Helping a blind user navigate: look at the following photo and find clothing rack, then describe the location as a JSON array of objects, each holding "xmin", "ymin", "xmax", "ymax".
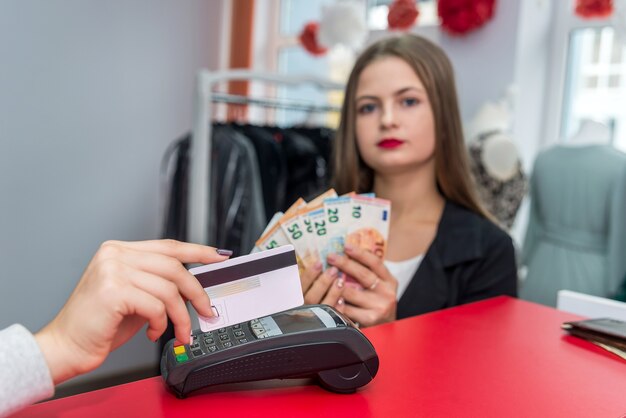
[
  {"xmin": 210, "ymin": 92, "xmax": 342, "ymax": 114},
  {"xmin": 189, "ymin": 69, "xmax": 344, "ymax": 246}
]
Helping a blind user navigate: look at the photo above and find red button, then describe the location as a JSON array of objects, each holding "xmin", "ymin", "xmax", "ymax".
[{"xmin": 173, "ymin": 340, "xmax": 183, "ymax": 348}]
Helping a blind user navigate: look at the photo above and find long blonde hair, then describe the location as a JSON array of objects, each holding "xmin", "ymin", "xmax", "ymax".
[{"xmin": 332, "ymin": 34, "xmax": 492, "ymax": 220}]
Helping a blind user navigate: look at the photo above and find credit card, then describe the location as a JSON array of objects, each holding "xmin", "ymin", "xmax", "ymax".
[{"xmin": 189, "ymin": 245, "xmax": 304, "ymax": 332}]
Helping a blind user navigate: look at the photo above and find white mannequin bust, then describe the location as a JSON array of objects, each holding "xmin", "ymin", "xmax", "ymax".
[
  {"xmin": 467, "ymin": 98, "xmax": 520, "ymax": 182},
  {"xmin": 481, "ymin": 132, "xmax": 520, "ymax": 181},
  {"xmin": 567, "ymin": 119, "xmax": 611, "ymax": 146}
]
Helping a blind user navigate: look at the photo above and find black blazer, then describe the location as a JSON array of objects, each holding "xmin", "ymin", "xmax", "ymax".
[{"xmin": 396, "ymin": 201, "xmax": 518, "ymax": 319}]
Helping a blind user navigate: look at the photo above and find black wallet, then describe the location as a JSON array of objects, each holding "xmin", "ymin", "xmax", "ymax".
[{"xmin": 562, "ymin": 318, "xmax": 626, "ymax": 351}]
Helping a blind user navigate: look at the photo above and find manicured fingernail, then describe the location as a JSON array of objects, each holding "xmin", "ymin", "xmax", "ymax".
[
  {"xmin": 344, "ymin": 244, "xmax": 354, "ymax": 252},
  {"xmin": 328, "ymin": 267, "xmax": 338, "ymax": 278},
  {"xmin": 337, "ymin": 297, "xmax": 344, "ymax": 306},
  {"xmin": 207, "ymin": 305, "xmax": 219, "ymax": 317},
  {"xmin": 327, "ymin": 253, "xmax": 337, "ymax": 262},
  {"xmin": 216, "ymin": 248, "xmax": 233, "ymax": 256},
  {"xmin": 336, "ymin": 278, "xmax": 344, "ymax": 288}
]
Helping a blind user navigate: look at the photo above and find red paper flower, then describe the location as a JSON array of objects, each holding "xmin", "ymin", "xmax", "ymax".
[
  {"xmin": 575, "ymin": 0, "xmax": 613, "ymax": 19},
  {"xmin": 299, "ymin": 22, "xmax": 328, "ymax": 56},
  {"xmin": 438, "ymin": 0, "xmax": 496, "ymax": 35},
  {"xmin": 388, "ymin": 0, "xmax": 420, "ymax": 31}
]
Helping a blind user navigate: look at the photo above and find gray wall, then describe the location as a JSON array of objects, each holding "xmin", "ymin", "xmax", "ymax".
[{"xmin": 0, "ymin": 0, "xmax": 223, "ymax": 382}]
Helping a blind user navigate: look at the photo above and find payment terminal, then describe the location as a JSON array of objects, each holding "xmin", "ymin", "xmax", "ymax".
[{"xmin": 161, "ymin": 305, "xmax": 379, "ymax": 398}]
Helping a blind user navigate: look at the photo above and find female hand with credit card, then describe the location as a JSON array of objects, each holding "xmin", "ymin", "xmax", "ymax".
[{"xmin": 34, "ymin": 239, "xmax": 232, "ymax": 385}]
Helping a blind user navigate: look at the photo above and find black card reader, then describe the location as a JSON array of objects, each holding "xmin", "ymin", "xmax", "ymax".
[{"xmin": 160, "ymin": 304, "xmax": 379, "ymax": 398}]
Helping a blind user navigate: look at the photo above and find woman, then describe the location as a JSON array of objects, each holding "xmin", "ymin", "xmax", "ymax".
[{"xmin": 301, "ymin": 34, "xmax": 517, "ymax": 327}]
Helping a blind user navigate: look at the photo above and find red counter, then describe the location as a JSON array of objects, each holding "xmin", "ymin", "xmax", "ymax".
[{"xmin": 15, "ymin": 297, "xmax": 626, "ymax": 417}]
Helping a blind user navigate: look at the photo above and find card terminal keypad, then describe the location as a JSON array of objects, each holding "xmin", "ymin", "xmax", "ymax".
[{"xmin": 174, "ymin": 320, "xmax": 267, "ymax": 362}]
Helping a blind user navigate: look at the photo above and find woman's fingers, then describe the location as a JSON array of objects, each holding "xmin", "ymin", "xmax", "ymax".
[
  {"xmin": 119, "ymin": 285, "xmax": 168, "ymax": 344},
  {"xmin": 300, "ymin": 261, "xmax": 323, "ymax": 294},
  {"xmin": 127, "ymin": 268, "xmax": 193, "ymax": 344},
  {"xmin": 321, "ymin": 276, "xmax": 345, "ymax": 308},
  {"xmin": 103, "ymin": 239, "xmax": 231, "ymax": 265},
  {"xmin": 341, "ymin": 284, "xmax": 397, "ymax": 327},
  {"xmin": 304, "ymin": 267, "xmax": 339, "ymax": 304},
  {"xmin": 340, "ymin": 304, "xmax": 371, "ymax": 327},
  {"xmin": 344, "ymin": 244, "xmax": 394, "ymax": 283},
  {"xmin": 327, "ymin": 253, "xmax": 379, "ymax": 290},
  {"xmin": 95, "ymin": 241, "xmax": 214, "ymax": 318}
]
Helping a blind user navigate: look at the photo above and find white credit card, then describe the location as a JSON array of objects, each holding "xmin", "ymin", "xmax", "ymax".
[{"xmin": 190, "ymin": 245, "xmax": 303, "ymax": 332}]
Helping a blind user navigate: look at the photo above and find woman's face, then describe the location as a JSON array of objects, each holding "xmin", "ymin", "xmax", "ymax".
[{"xmin": 354, "ymin": 56, "xmax": 436, "ymax": 176}]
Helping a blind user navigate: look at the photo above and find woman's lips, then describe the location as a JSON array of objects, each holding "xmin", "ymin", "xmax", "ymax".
[{"xmin": 377, "ymin": 138, "xmax": 405, "ymax": 149}]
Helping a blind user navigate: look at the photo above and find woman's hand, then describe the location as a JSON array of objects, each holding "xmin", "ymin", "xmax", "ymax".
[
  {"xmin": 327, "ymin": 244, "xmax": 398, "ymax": 327},
  {"xmin": 34, "ymin": 239, "xmax": 231, "ymax": 385},
  {"xmin": 299, "ymin": 260, "xmax": 346, "ymax": 311}
]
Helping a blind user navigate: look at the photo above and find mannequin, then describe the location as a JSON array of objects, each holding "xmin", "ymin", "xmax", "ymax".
[
  {"xmin": 521, "ymin": 140, "xmax": 626, "ymax": 306},
  {"xmin": 480, "ymin": 132, "xmax": 521, "ymax": 181},
  {"xmin": 567, "ymin": 119, "xmax": 612, "ymax": 146},
  {"xmin": 466, "ymin": 95, "xmax": 527, "ymax": 229}
]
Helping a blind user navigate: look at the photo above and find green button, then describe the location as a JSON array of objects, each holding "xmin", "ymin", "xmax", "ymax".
[{"xmin": 176, "ymin": 353, "xmax": 189, "ymax": 363}]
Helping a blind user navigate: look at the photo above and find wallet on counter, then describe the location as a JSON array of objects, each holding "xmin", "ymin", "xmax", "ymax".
[{"xmin": 562, "ymin": 317, "xmax": 626, "ymax": 352}]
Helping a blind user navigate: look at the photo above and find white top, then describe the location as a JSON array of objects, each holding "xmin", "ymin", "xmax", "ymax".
[
  {"xmin": 0, "ymin": 324, "xmax": 54, "ymax": 417},
  {"xmin": 384, "ymin": 254, "xmax": 424, "ymax": 300}
]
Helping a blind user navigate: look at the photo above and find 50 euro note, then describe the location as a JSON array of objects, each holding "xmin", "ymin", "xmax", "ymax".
[
  {"xmin": 253, "ymin": 198, "xmax": 306, "ymax": 253},
  {"xmin": 279, "ymin": 210, "xmax": 319, "ymax": 269},
  {"xmin": 288, "ymin": 189, "xmax": 338, "ymax": 269},
  {"xmin": 250, "ymin": 211, "xmax": 283, "ymax": 254}
]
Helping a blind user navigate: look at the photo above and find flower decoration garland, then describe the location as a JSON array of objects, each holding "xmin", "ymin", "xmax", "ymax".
[
  {"xmin": 575, "ymin": 0, "xmax": 614, "ymax": 19},
  {"xmin": 388, "ymin": 0, "xmax": 420, "ymax": 31},
  {"xmin": 299, "ymin": 22, "xmax": 328, "ymax": 56},
  {"xmin": 438, "ymin": 0, "xmax": 497, "ymax": 35}
]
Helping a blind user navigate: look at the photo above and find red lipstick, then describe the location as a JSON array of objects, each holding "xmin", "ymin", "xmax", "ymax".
[{"xmin": 377, "ymin": 138, "xmax": 405, "ymax": 149}]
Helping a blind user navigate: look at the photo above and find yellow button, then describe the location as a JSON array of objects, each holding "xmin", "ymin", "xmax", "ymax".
[{"xmin": 174, "ymin": 346, "xmax": 186, "ymax": 355}]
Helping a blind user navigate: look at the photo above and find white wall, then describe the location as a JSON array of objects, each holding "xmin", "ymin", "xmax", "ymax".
[
  {"xmin": 435, "ymin": 0, "xmax": 523, "ymax": 122},
  {"xmin": 0, "ymin": 0, "xmax": 223, "ymax": 383}
]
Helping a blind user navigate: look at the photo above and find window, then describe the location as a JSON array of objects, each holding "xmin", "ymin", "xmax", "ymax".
[
  {"xmin": 561, "ymin": 26, "xmax": 626, "ymax": 150},
  {"xmin": 367, "ymin": 0, "xmax": 438, "ymax": 30},
  {"xmin": 255, "ymin": 0, "xmax": 439, "ymax": 127}
]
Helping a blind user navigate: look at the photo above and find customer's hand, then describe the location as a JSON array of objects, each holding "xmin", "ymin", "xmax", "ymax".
[
  {"xmin": 327, "ymin": 244, "xmax": 398, "ymax": 327},
  {"xmin": 34, "ymin": 239, "xmax": 230, "ymax": 385},
  {"xmin": 299, "ymin": 260, "xmax": 345, "ymax": 311}
]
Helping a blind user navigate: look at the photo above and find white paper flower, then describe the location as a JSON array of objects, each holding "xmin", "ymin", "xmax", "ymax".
[{"xmin": 318, "ymin": 0, "xmax": 368, "ymax": 50}]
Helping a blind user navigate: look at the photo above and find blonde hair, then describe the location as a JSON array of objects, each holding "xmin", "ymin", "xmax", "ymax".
[{"xmin": 332, "ymin": 34, "xmax": 492, "ymax": 220}]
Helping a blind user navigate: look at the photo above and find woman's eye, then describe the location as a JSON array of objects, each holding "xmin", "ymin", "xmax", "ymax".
[
  {"xmin": 357, "ymin": 103, "xmax": 377, "ymax": 114},
  {"xmin": 402, "ymin": 97, "xmax": 419, "ymax": 107}
]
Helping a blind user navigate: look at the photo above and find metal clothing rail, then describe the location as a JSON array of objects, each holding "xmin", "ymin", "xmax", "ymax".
[
  {"xmin": 188, "ymin": 69, "xmax": 344, "ymax": 246},
  {"xmin": 210, "ymin": 92, "xmax": 342, "ymax": 113}
]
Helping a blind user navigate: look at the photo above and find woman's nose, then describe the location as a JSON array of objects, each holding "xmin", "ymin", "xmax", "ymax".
[{"xmin": 380, "ymin": 104, "xmax": 397, "ymax": 129}]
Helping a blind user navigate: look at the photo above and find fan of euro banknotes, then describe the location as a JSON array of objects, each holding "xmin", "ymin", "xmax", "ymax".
[{"xmin": 253, "ymin": 189, "xmax": 391, "ymax": 277}]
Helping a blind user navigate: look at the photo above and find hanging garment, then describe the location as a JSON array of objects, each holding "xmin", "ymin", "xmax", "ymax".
[
  {"xmin": 268, "ymin": 127, "xmax": 330, "ymax": 209},
  {"xmin": 521, "ymin": 145, "xmax": 626, "ymax": 306},
  {"xmin": 161, "ymin": 125, "xmax": 266, "ymax": 256},
  {"xmin": 162, "ymin": 134, "xmax": 190, "ymax": 242},
  {"xmin": 210, "ymin": 125, "xmax": 266, "ymax": 255},
  {"xmin": 233, "ymin": 124, "xmax": 288, "ymax": 220},
  {"xmin": 468, "ymin": 132, "xmax": 528, "ymax": 229}
]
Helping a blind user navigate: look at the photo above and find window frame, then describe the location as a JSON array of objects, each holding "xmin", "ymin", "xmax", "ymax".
[{"xmin": 543, "ymin": 0, "xmax": 614, "ymax": 146}]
